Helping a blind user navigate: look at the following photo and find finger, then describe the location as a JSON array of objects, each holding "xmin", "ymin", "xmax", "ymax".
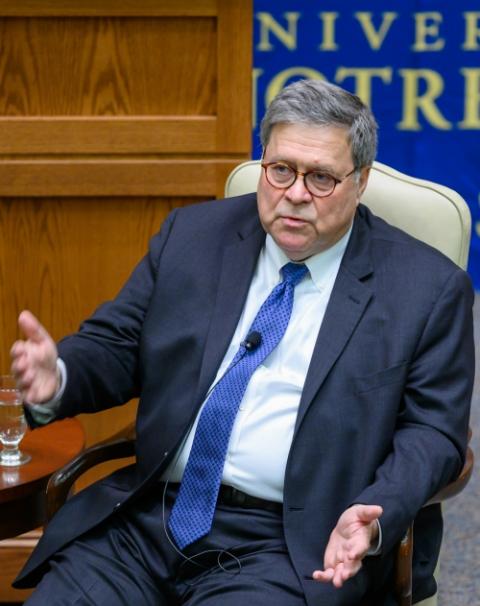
[
  {"xmin": 11, "ymin": 347, "xmax": 31, "ymax": 371},
  {"xmin": 18, "ymin": 310, "xmax": 50, "ymax": 345},
  {"xmin": 332, "ymin": 560, "xmax": 360, "ymax": 588},
  {"xmin": 337, "ymin": 557, "xmax": 362, "ymax": 586},
  {"xmin": 10, "ymin": 352, "xmax": 27, "ymax": 375},
  {"xmin": 323, "ymin": 541, "xmax": 339, "ymax": 569},
  {"xmin": 10, "ymin": 340, "xmax": 27, "ymax": 360},
  {"xmin": 332, "ymin": 562, "xmax": 347, "ymax": 588},
  {"xmin": 312, "ymin": 568, "xmax": 334, "ymax": 583},
  {"xmin": 10, "ymin": 357, "xmax": 32, "ymax": 385},
  {"xmin": 354, "ymin": 505, "xmax": 383, "ymax": 523},
  {"xmin": 17, "ymin": 367, "xmax": 36, "ymax": 390}
]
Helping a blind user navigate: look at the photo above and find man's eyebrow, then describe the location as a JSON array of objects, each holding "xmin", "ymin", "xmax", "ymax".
[{"xmin": 267, "ymin": 157, "xmax": 339, "ymax": 175}]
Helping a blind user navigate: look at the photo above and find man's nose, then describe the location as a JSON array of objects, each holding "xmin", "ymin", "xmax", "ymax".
[{"xmin": 285, "ymin": 175, "xmax": 312, "ymax": 203}]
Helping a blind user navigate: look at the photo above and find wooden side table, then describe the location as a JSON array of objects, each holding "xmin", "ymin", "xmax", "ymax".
[{"xmin": 0, "ymin": 419, "xmax": 85, "ymax": 602}]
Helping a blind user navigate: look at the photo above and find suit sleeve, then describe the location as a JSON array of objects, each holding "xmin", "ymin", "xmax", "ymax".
[
  {"xmin": 52, "ymin": 209, "xmax": 178, "ymax": 419},
  {"xmin": 353, "ymin": 266, "xmax": 474, "ymax": 554}
]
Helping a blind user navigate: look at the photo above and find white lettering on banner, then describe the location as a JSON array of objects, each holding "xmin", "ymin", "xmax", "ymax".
[
  {"xmin": 318, "ymin": 12, "xmax": 339, "ymax": 50},
  {"xmin": 336, "ymin": 68, "xmax": 393, "ymax": 107},
  {"xmin": 412, "ymin": 12, "xmax": 445, "ymax": 51},
  {"xmin": 462, "ymin": 12, "xmax": 480, "ymax": 50},
  {"xmin": 459, "ymin": 69, "xmax": 480, "ymax": 129},
  {"xmin": 255, "ymin": 10, "xmax": 480, "ymax": 51},
  {"xmin": 256, "ymin": 12, "xmax": 300, "ymax": 51},
  {"xmin": 398, "ymin": 69, "xmax": 451, "ymax": 130},
  {"xmin": 354, "ymin": 12, "xmax": 399, "ymax": 50},
  {"xmin": 253, "ymin": 67, "xmax": 480, "ymax": 131}
]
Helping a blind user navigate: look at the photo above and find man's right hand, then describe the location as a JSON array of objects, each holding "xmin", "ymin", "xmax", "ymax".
[{"xmin": 10, "ymin": 310, "xmax": 59, "ymax": 403}]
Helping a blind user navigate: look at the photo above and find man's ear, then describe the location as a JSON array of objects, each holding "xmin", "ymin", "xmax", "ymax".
[{"xmin": 357, "ymin": 166, "xmax": 371, "ymax": 200}]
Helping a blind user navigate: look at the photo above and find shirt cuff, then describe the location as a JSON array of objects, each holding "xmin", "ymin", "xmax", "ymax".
[
  {"xmin": 366, "ymin": 519, "xmax": 382, "ymax": 556},
  {"xmin": 24, "ymin": 358, "xmax": 67, "ymax": 425}
]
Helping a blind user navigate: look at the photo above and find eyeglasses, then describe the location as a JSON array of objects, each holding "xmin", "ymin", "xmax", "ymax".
[{"xmin": 261, "ymin": 162, "xmax": 357, "ymax": 198}]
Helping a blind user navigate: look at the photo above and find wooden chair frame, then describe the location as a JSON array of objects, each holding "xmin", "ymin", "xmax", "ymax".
[{"xmin": 45, "ymin": 424, "xmax": 473, "ymax": 606}]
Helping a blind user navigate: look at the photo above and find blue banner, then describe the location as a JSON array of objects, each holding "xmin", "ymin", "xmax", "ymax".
[{"xmin": 253, "ymin": 1, "xmax": 480, "ymax": 287}]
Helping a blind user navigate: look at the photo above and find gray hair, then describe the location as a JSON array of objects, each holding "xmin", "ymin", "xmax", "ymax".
[{"xmin": 260, "ymin": 79, "xmax": 378, "ymax": 169}]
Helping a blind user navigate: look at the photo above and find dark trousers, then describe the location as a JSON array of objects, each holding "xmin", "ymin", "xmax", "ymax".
[{"xmin": 25, "ymin": 485, "xmax": 307, "ymax": 606}]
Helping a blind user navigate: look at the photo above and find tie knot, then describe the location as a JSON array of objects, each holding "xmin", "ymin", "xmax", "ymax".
[{"xmin": 281, "ymin": 262, "xmax": 308, "ymax": 286}]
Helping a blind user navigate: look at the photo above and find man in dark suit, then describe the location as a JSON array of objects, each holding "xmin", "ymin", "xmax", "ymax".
[{"xmin": 11, "ymin": 79, "xmax": 474, "ymax": 605}]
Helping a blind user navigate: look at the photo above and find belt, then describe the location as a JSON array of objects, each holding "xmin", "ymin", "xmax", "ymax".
[{"xmin": 217, "ymin": 485, "xmax": 283, "ymax": 515}]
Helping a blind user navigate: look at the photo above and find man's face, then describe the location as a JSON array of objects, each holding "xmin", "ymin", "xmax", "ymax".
[{"xmin": 257, "ymin": 123, "xmax": 370, "ymax": 260}]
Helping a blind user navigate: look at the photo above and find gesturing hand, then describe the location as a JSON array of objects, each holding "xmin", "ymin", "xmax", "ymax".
[
  {"xmin": 10, "ymin": 310, "xmax": 59, "ymax": 403},
  {"xmin": 312, "ymin": 504, "xmax": 383, "ymax": 588}
]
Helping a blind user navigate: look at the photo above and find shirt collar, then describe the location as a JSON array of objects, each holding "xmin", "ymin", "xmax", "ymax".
[{"xmin": 265, "ymin": 225, "xmax": 352, "ymax": 292}]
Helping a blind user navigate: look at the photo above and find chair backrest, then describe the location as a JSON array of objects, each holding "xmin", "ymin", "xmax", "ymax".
[{"xmin": 225, "ymin": 160, "xmax": 471, "ymax": 270}]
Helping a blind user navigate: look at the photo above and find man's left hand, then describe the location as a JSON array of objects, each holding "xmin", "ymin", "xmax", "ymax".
[{"xmin": 312, "ymin": 504, "xmax": 383, "ymax": 588}]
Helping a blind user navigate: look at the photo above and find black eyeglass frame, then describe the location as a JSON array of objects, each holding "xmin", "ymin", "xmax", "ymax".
[{"xmin": 261, "ymin": 161, "xmax": 357, "ymax": 198}]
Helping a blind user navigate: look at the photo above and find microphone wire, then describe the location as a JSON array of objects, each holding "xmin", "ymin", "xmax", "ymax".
[{"xmin": 158, "ymin": 330, "xmax": 263, "ymax": 583}]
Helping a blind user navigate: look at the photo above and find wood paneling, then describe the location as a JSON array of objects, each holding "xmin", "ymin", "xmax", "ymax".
[
  {"xmin": 0, "ymin": 2, "xmax": 252, "ymax": 157},
  {"xmin": 0, "ymin": 160, "xmax": 241, "ymax": 195},
  {"xmin": 0, "ymin": 531, "xmax": 38, "ymax": 602},
  {"xmin": 0, "ymin": 118, "xmax": 218, "ymax": 153},
  {"xmin": 0, "ymin": 1, "xmax": 252, "ymax": 597},
  {"xmin": 0, "ymin": 17, "xmax": 217, "ymax": 116},
  {"xmin": 0, "ymin": 0, "xmax": 219, "ymax": 17},
  {"xmin": 0, "ymin": 196, "xmax": 205, "ymax": 347},
  {"xmin": 217, "ymin": 1, "xmax": 252, "ymax": 152}
]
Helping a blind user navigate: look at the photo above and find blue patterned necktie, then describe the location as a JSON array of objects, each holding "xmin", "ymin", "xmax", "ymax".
[{"xmin": 168, "ymin": 262, "xmax": 309, "ymax": 549}]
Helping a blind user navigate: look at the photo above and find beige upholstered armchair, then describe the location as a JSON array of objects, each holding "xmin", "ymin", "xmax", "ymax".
[
  {"xmin": 225, "ymin": 160, "xmax": 470, "ymax": 270},
  {"xmin": 224, "ymin": 159, "xmax": 474, "ymax": 606},
  {"xmin": 46, "ymin": 160, "xmax": 474, "ymax": 606}
]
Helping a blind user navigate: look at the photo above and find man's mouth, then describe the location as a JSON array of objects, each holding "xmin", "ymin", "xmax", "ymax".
[{"xmin": 281, "ymin": 215, "xmax": 308, "ymax": 226}]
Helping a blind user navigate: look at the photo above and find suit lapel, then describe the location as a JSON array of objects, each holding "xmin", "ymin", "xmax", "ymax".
[
  {"xmin": 195, "ymin": 211, "xmax": 265, "ymax": 405},
  {"xmin": 195, "ymin": 203, "xmax": 375, "ymax": 431},
  {"xmin": 294, "ymin": 208, "xmax": 374, "ymax": 434}
]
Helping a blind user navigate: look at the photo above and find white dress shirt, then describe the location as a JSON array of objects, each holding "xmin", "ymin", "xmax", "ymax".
[
  {"xmin": 29, "ymin": 223, "xmax": 384, "ymax": 550},
  {"xmin": 30, "ymin": 229, "xmax": 351, "ymax": 503},
  {"xmin": 163, "ymin": 229, "xmax": 351, "ymax": 502}
]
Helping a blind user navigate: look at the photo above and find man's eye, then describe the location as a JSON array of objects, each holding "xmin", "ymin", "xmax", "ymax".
[
  {"xmin": 310, "ymin": 172, "xmax": 331, "ymax": 184},
  {"xmin": 272, "ymin": 164, "xmax": 292, "ymax": 176}
]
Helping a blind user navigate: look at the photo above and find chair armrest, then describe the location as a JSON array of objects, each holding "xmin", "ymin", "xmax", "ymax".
[
  {"xmin": 394, "ymin": 444, "xmax": 474, "ymax": 606},
  {"xmin": 45, "ymin": 422, "xmax": 474, "ymax": 606},
  {"xmin": 395, "ymin": 525, "xmax": 414, "ymax": 606},
  {"xmin": 46, "ymin": 422, "xmax": 136, "ymax": 522},
  {"xmin": 426, "ymin": 440, "xmax": 474, "ymax": 506}
]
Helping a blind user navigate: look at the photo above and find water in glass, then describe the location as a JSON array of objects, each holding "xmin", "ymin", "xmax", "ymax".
[{"xmin": 0, "ymin": 375, "xmax": 31, "ymax": 466}]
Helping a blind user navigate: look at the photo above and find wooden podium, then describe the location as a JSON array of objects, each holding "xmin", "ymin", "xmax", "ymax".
[{"xmin": 0, "ymin": 0, "xmax": 252, "ymax": 600}]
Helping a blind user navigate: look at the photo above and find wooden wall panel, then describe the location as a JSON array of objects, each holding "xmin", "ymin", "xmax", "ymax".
[
  {"xmin": 0, "ymin": 196, "xmax": 204, "ymax": 347},
  {"xmin": 0, "ymin": 0, "xmax": 252, "ymax": 157},
  {"xmin": 0, "ymin": 531, "xmax": 38, "ymax": 601},
  {"xmin": 0, "ymin": 159, "xmax": 241, "ymax": 194},
  {"xmin": 0, "ymin": 0, "xmax": 252, "ymax": 468},
  {"xmin": 0, "ymin": 0, "xmax": 219, "ymax": 17},
  {"xmin": 0, "ymin": 118, "xmax": 218, "ymax": 154},
  {"xmin": 0, "ymin": 17, "xmax": 217, "ymax": 116},
  {"xmin": 0, "ymin": 1, "xmax": 252, "ymax": 598}
]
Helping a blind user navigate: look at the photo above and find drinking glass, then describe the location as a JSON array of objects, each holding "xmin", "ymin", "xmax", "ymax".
[{"xmin": 0, "ymin": 375, "xmax": 31, "ymax": 466}]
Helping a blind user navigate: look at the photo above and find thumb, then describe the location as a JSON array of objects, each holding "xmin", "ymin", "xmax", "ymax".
[
  {"xmin": 18, "ymin": 310, "xmax": 51, "ymax": 344},
  {"xmin": 354, "ymin": 505, "xmax": 383, "ymax": 523}
]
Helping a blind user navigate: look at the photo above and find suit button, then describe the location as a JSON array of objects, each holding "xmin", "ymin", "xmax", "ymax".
[{"xmin": 113, "ymin": 502, "xmax": 122, "ymax": 511}]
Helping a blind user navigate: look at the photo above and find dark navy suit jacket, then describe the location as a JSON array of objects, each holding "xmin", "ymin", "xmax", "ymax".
[{"xmin": 15, "ymin": 194, "xmax": 475, "ymax": 605}]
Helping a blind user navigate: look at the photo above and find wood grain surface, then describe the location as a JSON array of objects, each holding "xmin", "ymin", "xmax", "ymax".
[
  {"xmin": 0, "ymin": 17, "xmax": 216, "ymax": 116},
  {"xmin": 0, "ymin": 5, "xmax": 252, "ymax": 593}
]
